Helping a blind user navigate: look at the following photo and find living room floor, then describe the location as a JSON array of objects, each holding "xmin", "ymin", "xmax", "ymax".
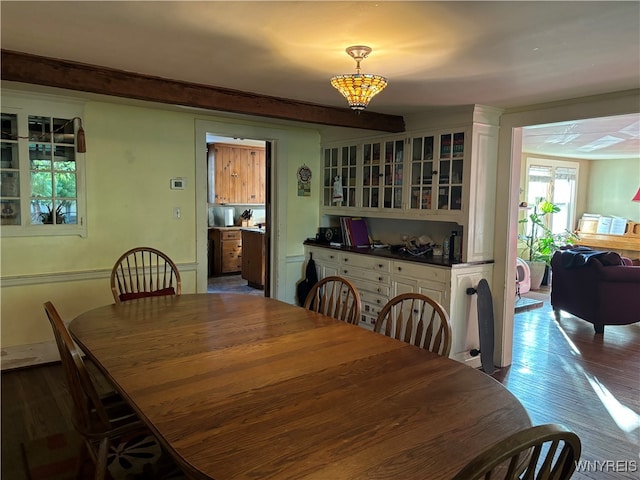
[{"xmin": 493, "ymin": 286, "xmax": 639, "ymax": 480}]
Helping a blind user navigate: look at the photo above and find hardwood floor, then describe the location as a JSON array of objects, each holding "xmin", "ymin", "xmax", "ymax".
[
  {"xmin": 493, "ymin": 290, "xmax": 639, "ymax": 479},
  {"xmin": 2, "ymin": 293, "xmax": 638, "ymax": 479}
]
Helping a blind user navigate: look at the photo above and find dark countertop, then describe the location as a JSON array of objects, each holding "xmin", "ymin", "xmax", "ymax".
[{"xmin": 303, "ymin": 239, "xmax": 493, "ymax": 268}]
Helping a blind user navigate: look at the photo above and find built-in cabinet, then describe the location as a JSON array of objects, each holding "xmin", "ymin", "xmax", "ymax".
[
  {"xmin": 320, "ymin": 106, "xmax": 500, "ymax": 263},
  {"xmin": 305, "ymin": 244, "xmax": 493, "ymax": 368},
  {"xmin": 210, "ymin": 143, "xmax": 265, "ymax": 204},
  {"xmin": 209, "ymin": 227, "xmax": 242, "ymax": 275}
]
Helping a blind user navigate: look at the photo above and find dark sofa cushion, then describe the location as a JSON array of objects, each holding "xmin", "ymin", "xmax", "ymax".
[{"xmin": 559, "ymin": 247, "xmax": 623, "ymax": 269}]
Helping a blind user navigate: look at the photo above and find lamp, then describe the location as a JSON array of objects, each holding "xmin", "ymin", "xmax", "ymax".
[
  {"xmin": 331, "ymin": 46, "xmax": 387, "ymax": 112},
  {"xmin": 633, "ymin": 187, "xmax": 640, "ymax": 202}
]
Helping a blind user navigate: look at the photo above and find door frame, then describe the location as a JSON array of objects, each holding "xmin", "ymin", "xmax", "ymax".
[
  {"xmin": 494, "ymin": 90, "xmax": 639, "ymax": 367},
  {"xmin": 195, "ymin": 120, "xmax": 289, "ymax": 299}
]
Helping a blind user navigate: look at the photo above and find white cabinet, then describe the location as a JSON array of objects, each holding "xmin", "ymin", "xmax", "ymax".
[
  {"xmin": 320, "ymin": 106, "xmax": 500, "ymax": 263},
  {"xmin": 391, "ymin": 261, "xmax": 449, "ymax": 306},
  {"xmin": 305, "ymin": 244, "xmax": 494, "ymax": 368}
]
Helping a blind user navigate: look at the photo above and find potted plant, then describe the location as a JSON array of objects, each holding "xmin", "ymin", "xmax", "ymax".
[
  {"xmin": 40, "ymin": 204, "xmax": 66, "ymax": 224},
  {"xmin": 518, "ymin": 198, "xmax": 578, "ymax": 289}
]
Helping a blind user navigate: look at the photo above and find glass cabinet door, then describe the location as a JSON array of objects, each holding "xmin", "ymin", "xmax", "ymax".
[
  {"xmin": 437, "ymin": 132, "xmax": 464, "ymax": 211},
  {"xmin": 323, "ymin": 144, "xmax": 358, "ymax": 208},
  {"xmin": 381, "ymin": 139, "xmax": 404, "ymax": 209},
  {"xmin": 409, "ymin": 130, "xmax": 465, "ymax": 213},
  {"xmin": 340, "ymin": 145, "xmax": 357, "ymax": 207},
  {"xmin": 322, "ymin": 147, "xmax": 339, "ymax": 207},
  {"xmin": 362, "ymin": 138, "xmax": 404, "ymax": 210},
  {"xmin": 409, "ymin": 135, "xmax": 434, "ymax": 210},
  {"xmin": 362, "ymin": 141, "xmax": 381, "ymax": 208}
]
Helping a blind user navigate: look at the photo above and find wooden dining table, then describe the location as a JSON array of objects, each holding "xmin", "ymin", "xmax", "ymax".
[{"xmin": 70, "ymin": 293, "xmax": 531, "ymax": 480}]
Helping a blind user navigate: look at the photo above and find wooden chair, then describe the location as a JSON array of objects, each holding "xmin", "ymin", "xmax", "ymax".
[
  {"xmin": 451, "ymin": 423, "xmax": 581, "ymax": 480},
  {"xmin": 374, "ymin": 292, "xmax": 452, "ymax": 356},
  {"xmin": 43, "ymin": 301, "xmax": 149, "ymax": 480},
  {"xmin": 110, "ymin": 247, "xmax": 181, "ymax": 303},
  {"xmin": 303, "ymin": 276, "xmax": 362, "ymax": 325}
]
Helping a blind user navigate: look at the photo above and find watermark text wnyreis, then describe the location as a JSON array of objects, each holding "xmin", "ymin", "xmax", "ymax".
[{"xmin": 575, "ymin": 460, "xmax": 637, "ymax": 473}]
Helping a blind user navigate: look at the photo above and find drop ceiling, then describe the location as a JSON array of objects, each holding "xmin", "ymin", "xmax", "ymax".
[{"xmin": 1, "ymin": 1, "xmax": 639, "ymax": 159}]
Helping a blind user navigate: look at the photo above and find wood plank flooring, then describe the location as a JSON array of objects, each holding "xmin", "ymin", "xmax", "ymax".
[{"xmin": 2, "ymin": 292, "xmax": 638, "ymax": 479}]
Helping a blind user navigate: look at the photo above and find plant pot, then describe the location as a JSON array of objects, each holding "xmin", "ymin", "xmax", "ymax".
[
  {"xmin": 526, "ymin": 261, "xmax": 547, "ymax": 290},
  {"xmin": 541, "ymin": 265, "xmax": 551, "ymax": 286}
]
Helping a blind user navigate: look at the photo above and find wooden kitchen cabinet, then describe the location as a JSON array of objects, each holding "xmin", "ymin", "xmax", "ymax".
[
  {"xmin": 210, "ymin": 143, "xmax": 265, "ymax": 204},
  {"xmin": 241, "ymin": 229, "xmax": 265, "ymax": 289},
  {"xmin": 210, "ymin": 227, "xmax": 242, "ymax": 275}
]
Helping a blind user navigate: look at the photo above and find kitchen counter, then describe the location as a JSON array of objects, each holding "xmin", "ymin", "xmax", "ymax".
[{"xmin": 303, "ymin": 239, "xmax": 493, "ymax": 268}]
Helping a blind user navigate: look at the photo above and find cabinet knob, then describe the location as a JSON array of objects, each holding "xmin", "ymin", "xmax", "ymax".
[
  {"xmin": 378, "ymin": 277, "xmax": 382, "ymax": 282},
  {"xmin": 378, "ymin": 264, "xmax": 383, "ymax": 268},
  {"xmin": 376, "ymin": 299, "xmax": 381, "ymax": 304},
  {"xmin": 433, "ymin": 170, "xmax": 438, "ymax": 175},
  {"xmin": 343, "ymin": 270, "xmax": 348, "ymax": 274},
  {"xmin": 397, "ymin": 267, "xmax": 402, "ymax": 272},
  {"xmin": 344, "ymin": 258, "xmax": 349, "ymax": 262},
  {"xmin": 329, "ymin": 255, "xmax": 334, "ymax": 259}
]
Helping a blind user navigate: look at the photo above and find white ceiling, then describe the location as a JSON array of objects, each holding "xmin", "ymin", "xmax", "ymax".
[{"xmin": 1, "ymin": 1, "xmax": 639, "ymax": 159}]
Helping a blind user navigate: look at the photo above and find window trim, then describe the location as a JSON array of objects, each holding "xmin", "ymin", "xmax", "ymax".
[
  {"xmin": 1, "ymin": 92, "xmax": 87, "ymax": 238},
  {"xmin": 524, "ymin": 156, "xmax": 580, "ymax": 234}
]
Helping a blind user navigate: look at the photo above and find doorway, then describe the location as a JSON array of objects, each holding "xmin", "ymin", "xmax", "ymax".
[
  {"xmin": 206, "ymin": 134, "xmax": 270, "ymax": 296},
  {"xmin": 500, "ymin": 106, "xmax": 640, "ymax": 366}
]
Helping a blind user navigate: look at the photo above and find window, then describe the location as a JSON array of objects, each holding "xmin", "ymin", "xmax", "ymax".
[
  {"xmin": 524, "ymin": 158, "xmax": 579, "ymax": 234},
  {"xmin": 1, "ymin": 96, "xmax": 86, "ymax": 237}
]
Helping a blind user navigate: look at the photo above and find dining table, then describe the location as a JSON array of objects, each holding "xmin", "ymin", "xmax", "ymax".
[{"xmin": 69, "ymin": 293, "xmax": 531, "ymax": 480}]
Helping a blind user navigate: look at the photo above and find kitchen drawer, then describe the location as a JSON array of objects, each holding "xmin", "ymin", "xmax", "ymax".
[
  {"xmin": 222, "ymin": 241, "xmax": 242, "ymax": 254},
  {"xmin": 392, "ymin": 261, "xmax": 450, "ymax": 284},
  {"xmin": 340, "ymin": 253, "xmax": 390, "ymax": 272},
  {"xmin": 340, "ymin": 265, "xmax": 390, "ymax": 286},
  {"xmin": 222, "ymin": 257, "xmax": 242, "ymax": 272},
  {"xmin": 309, "ymin": 247, "xmax": 340, "ymax": 265},
  {"xmin": 344, "ymin": 276, "xmax": 390, "ymax": 297},
  {"xmin": 221, "ymin": 230, "xmax": 241, "ymax": 241},
  {"xmin": 360, "ymin": 290, "xmax": 388, "ymax": 310}
]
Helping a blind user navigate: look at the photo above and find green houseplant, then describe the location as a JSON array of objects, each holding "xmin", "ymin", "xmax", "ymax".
[
  {"xmin": 518, "ymin": 198, "xmax": 578, "ymax": 288},
  {"xmin": 39, "ymin": 204, "xmax": 66, "ymax": 224}
]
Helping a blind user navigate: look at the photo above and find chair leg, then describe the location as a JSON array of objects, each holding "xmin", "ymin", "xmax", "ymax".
[
  {"xmin": 95, "ymin": 438, "xmax": 110, "ymax": 480},
  {"xmin": 75, "ymin": 441, "xmax": 91, "ymax": 480},
  {"xmin": 594, "ymin": 324, "xmax": 605, "ymax": 334}
]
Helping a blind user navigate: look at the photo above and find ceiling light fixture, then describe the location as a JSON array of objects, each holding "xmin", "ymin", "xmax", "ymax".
[{"xmin": 331, "ymin": 46, "xmax": 387, "ymax": 112}]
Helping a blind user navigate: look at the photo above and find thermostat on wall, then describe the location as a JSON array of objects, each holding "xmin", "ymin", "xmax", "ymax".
[{"xmin": 170, "ymin": 178, "xmax": 186, "ymax": 190}]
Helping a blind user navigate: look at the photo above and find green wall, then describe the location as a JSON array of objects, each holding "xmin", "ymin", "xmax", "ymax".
[
  {"xmin": 587, "ymin": 158, "xmax": 640, "ymax": 222},
  {"xmin": 1, "ymin": 93, "xmax": 321, "ymax": 349}
]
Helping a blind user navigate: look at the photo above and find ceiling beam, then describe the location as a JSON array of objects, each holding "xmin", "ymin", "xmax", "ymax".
[{"xmin": 1, "ymin": 50, "xmax": 405, "ymax": 133}]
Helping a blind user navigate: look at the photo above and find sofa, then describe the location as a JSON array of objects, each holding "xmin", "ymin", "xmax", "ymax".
[{"xmin": 550, "ymin": 247, "xmax": 640, "ymax": 333}]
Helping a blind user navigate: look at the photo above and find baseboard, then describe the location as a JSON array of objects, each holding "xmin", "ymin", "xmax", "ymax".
[{"xmin": 1, "ymin": 341, "xmax": 60, "ymax": 371}]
